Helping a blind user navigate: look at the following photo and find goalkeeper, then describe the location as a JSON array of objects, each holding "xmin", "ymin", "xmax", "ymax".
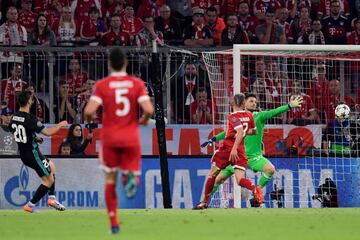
[{"xmin": 201, "ymin": 93, "xmax": 303, "ymax": 204}]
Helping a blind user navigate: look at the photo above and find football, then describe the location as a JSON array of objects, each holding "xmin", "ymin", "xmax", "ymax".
[{"xmin": 335, "ymin": 104, "xmax": 350, "ymax": 120}]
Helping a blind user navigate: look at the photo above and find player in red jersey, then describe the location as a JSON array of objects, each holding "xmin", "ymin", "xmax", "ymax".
[
  {"xmin": 84, "ymin": 48, "xmax": 153, "ymax": 234},
  {"xmin": 194, "ymin": 93, "xmax": 263, "ymax": 209}
]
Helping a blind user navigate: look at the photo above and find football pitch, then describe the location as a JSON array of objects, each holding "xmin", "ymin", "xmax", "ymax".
[{"xmin": 0, "ymin": 208, "xmax": 359, "ymax": 240}]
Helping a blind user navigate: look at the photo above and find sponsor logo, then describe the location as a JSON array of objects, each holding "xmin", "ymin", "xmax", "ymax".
[
  {"xmin": 4, "ymin": 135, "xmax": 13, "ymax": 146},
  {"xmin": 4, "ymin": 165, "xmax": 99, "ymax": 208}
]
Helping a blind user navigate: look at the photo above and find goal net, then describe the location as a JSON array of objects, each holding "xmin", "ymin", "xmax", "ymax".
[{"xmin": 203, "ymin": 45, "xmax": 360, "ymax": 208}]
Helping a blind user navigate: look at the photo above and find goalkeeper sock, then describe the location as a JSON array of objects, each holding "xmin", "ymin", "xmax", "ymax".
[
  {"xmin": 259, "ymin": 173, "xmax": 273, "ymax": 188},
  {"xmin": 239, "ymin": 178, "xmax": 255, "ymax": 191},
  {"xmin": 105, "ymin": 182, "xmax": 118, "ymax": 227},
  {"xmin": 202, "ymin": 175, "xmax": 216, "ymax": 204},
  {"xmin": 209, "ymin": 182, "xmax": 221, "ymax": 198}
]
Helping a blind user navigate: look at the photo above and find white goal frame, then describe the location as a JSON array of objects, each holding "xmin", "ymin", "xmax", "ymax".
[
  {"xmin": 229, "ymin": 44, "xmax": 360, "ymax": 208},
  {"xmin": 233, "ymin": 44, "xmax": 360, "ymax": 95},
  {"xmin": 201, "ymin": 45, "xmax": 360, "ymax": 208}
]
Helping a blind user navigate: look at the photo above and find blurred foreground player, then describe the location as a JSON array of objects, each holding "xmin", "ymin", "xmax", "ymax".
[
  {"xmin": 84, "ymin": 48, "xmax": 153, "ymax": 234},
  {"xmin": 10, "ymin": 91, "xmax": 68, "ymax": 213}
]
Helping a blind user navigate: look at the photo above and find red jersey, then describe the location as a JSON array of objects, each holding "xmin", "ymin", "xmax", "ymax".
[
  {"xmin": 307, "ymin": 78, "xmax": 329, "ymax": 112},
  {"xmin": 121, "ymin": 16, "xmax": 144, "ymax": 36},
  {"xmin": 91, "ymin": 72, "xmax": 149, "ymax": 147},
  {"xmin": 219, "ymin": 0, "xmax": 242, "ymax": 17},
  {"xmin": 101, "ymin": 1, "xmax": 125, "ymax": 19},
  {"xmin": 73, "ymin": 0, "xmax": 98, "ymax": 24},
  {"xmin": 18, "ymin": 10, "xmax": 37, "ymax": 33},
  {"xmin": 136, "ymin": 0, "xmax": 165, "ymax": 19},
  {"xmin": 254, "ymin": 0, "xmax": 282, "ymax": 14},
  {"xmin": 239, "ymin": 15, "xmax": 259, "ymax": 37},
  {"xmin": 347, "ymin": 31, "xmax": 360, "ymax": 45},
  {"xmin": 33, "ymin": 0, "xmax": 48, "ymax": 13},
  {"xmin": 288, "ymin": 94, "xmax": 315, "ymax": 120},
  {"xmin": 226, "ymin": 75, "xmax": 248, "ymax": 100},
  {"xmin": 318, "ymin": 0, "xmax": 350, "ymax": 17},
  {"xmin": 49, "ymin": 0, "xmax": 69, "ymax": 8},
  {"xmin": 285, "ymin": 0, "xmax": 311, "ymax": 12},
  {"xmin": 100, "ymin": 30, "xmax": 130, "ymax": 46},
  {"xmin": 65, "ymin": 72, "xmax": 88, "ymax": 95},
  {"xmin": 191, "ymin": 0, "xmax": 219, "ymax": 10},
  {"xmin": 219, "ymin": 111, "xmax": 256, "ymax": 152},
  {"xmin": 1, "ymin": 79, "xmax": 28, "ymax": 110},
  {"xmin": 190, "ymin": 99, "xmax": 213, "ymax": 124},
  {"xmin": 33, "ymin": 0, "xmax": 70, "ymax": 13},
  {"xmin": 80, "ymin": 17, "xmax": 107, "ymax": 39},
  {"xmin": 46, "ymin": 10, "xmax": 61, "ymax": 30},
  {"xmin": 241, "ymin": 75, "xmax": 249, "ymax": 93}
]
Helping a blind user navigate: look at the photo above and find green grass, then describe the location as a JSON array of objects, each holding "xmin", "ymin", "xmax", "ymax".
[{"xmin": 0, "ymin": 208, "xmax": 359, "ymax": 240}]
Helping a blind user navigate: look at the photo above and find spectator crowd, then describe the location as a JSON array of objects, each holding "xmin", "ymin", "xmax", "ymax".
[{"xmin": 0, "ymin": 0, "xmax": 360, "ymax": 128}]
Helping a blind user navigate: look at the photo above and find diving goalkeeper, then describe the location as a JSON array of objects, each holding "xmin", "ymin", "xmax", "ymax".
[{"xmin": 201, "ymin": 93, "xmax": 303, "ymax": 205}]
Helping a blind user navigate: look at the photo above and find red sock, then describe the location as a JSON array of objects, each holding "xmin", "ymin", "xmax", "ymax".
[
  {"xmin": 202, "ymin": 175, "xmax": 216, "ymax": 204},
  {"xmin": 105, "ymin": 183, "xmax": 118, "ymax": 227},
  {"xmin": 239, "ymin": 178, "xmax": 255, "ymax": 191}
]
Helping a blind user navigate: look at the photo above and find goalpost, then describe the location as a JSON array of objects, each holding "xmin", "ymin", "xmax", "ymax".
[{"xmin": 202, "ymin": 44, "xmax": 360, "ymax": 208}]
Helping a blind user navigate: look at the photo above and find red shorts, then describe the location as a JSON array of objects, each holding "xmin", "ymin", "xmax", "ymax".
[
  {"xmin": 99, "ymin": 144, "xmax": 141, "ymax": 175},
  {"xmin": 211, "ymin": 150, "xmax": 248, "ymax": 170}
]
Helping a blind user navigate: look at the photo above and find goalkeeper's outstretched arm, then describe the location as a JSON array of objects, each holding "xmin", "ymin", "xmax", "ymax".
[
  {"xmin": 261, "ymin": 96, "xmax": 303, "ymax": 122},
  {"xmin": 200, "ymin": 131, "xmax": 226, "ymax": 148},
  {"xmin": 200, "ymin": 97, "xmax": 303, "ymax": 148}
]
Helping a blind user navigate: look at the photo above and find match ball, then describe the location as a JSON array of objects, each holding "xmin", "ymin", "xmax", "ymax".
[{"xmin": 335, "ymin": 104, "xmax": 350, "ymax": 120}]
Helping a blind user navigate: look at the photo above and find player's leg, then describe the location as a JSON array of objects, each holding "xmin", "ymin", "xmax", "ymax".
[
  {"xmin": 259, "ymin": 162, "xmax": 275, "ymax": 187},
  {"xmin": 194, "ymin": 151, "xmax": 226, "ymax": 209},
  {"xmin": 47, "ymin": 160, "xmax": 66, "ymax": 211},
  {"xmin": 194, "ymin": 165, "xmax": 221, "ymax": 209},
  {"xmin": 48, "ymin": 160, "xmax": 56, "ymax": 197},
  {"xmin": 23, "ymin": 154, "xmax": 54, "ymax": 213},
  {"xmin": 100, "ymin": 145, "xmax": 121, "ymax": 234},
  {"xmin": 207, "ymin": 165, "xmax": 234, "ymax": 199},
  {"xmin": 233, "ymin": 168, "xmax": 263, "ymax": 204},
  {"xmin": 248, "ymin": 156, "xmax": 275, "ymax": 188},
  {"xmin": 233, "ymin": 155, "xmax": 264, "ymax": 204},
  {"xmin": 121, "ymin": 145, "xmax": 141, "ymax": 198},
  {"xmin": 104, "ymin": 170, "xmax": 120, "ymax": 234}
]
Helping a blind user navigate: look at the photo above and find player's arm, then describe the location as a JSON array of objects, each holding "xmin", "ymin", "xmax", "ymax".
[
  {"xmin": 229, "ymin": 126, "xmax": 244, "ymax": 163},
  {"xmin": 42, "ymin": 121, "xmax": 68, "ymax": 136},
  {"xmin": 84, "ymin": 96, "xmax": 101, "ymax": 123},
  {"xmin": 139, "ymin": 98, "xmax": 154, "ymax": 125},
  {"xmin": 261, "ymin": 96, "xmax": 303, "ymax": 122},
  {"xmin": 200, "ymin": 131, "xmax": 226, "ymax": 148}
]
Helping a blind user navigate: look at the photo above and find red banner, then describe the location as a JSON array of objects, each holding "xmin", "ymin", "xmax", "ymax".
[{"xmin": 43, "ymin": 124, "xmax": 323, "ymax": 156}]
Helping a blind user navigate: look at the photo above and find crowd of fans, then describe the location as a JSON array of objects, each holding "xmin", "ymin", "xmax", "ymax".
[
  {"xmin": 0, "ymin": 0, "xmax": 360, "ymax": 127},
  {"xmin": 2, "ymin": 0, "xmax": 360, "ymax": 47}
]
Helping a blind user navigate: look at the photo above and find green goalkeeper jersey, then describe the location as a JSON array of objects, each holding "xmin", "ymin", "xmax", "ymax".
[{"xmin": 215, "ymin": 105, "xmax": 290, "ymax": 157}]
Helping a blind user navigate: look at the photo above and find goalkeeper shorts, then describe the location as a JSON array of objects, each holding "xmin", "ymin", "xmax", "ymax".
[{"xmin": 248, "ymin": 155, "xmax": 271, "ymax": 173}]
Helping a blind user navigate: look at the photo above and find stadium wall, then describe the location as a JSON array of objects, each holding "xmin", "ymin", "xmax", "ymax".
[{"xmin": 0, "ymin": 157, "xmax": 358, "ymax": 209}]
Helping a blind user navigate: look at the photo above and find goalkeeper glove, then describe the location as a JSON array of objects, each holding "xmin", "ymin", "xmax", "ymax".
[
  {"xmin": 289, "ymin": 96, "xmax": 303, "ymax": 108},
  {"xmin": 200, "ymin": 137, "xmax": 216, "ymax": 148}
]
